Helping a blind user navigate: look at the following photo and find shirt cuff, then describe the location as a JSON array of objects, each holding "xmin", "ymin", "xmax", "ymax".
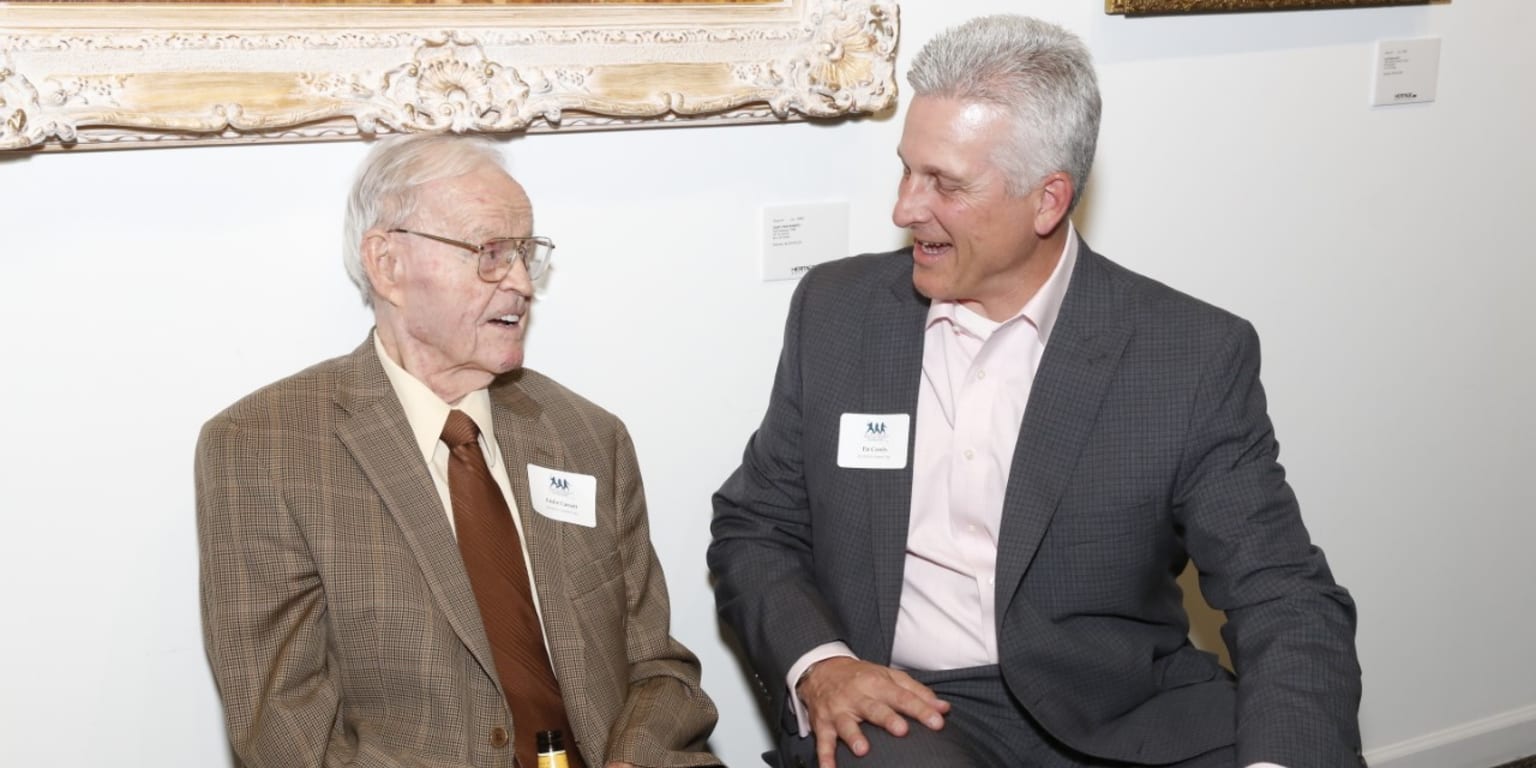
[
  {"xmin": 1247, "ymin": 763, "xmax": 1287, "ymax": 768},
  {"xmin": 785, "ymin": 642, "xmax": 856, "ymax": 737}
]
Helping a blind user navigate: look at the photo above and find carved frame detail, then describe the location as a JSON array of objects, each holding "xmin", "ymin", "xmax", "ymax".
[{"xmin": 0, "ymin": 0, "xmax": 899, "ymax": 151}]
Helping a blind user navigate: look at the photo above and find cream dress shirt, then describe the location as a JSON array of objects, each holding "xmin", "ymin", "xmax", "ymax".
[{"xmin": 374, "ymin": 332, "xmax": 552, "ymax": 648}]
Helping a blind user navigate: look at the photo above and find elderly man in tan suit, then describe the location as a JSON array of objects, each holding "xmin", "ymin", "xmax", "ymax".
[{"xmin": 196, "ymin": 134, "xmax": 719, "ymax": 768}]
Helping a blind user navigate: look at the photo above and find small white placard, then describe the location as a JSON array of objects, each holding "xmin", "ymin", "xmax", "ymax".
[
  {"xmin": 1373, "ymin": 38, "xmax": 1441, "ymax": 107},
  {"xmin": 761, "ymin": 202, "xmax": 849, "ymax": 281},
  {"xmin": 526, "ymin": 464, "xmax": 597, "ymax": 528},
  {"xmin": 836, "ymin": 413, "xmax": 911, "ymax": 470}
]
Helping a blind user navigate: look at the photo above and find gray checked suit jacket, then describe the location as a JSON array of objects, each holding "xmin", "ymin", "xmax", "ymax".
[
  {"xmin": 197, "ymin": 338, "xmax": 719, "ymax": 768},
  {"xmin": 709, "ymin": 245, "xmax": 1362, "ymax": 767}
]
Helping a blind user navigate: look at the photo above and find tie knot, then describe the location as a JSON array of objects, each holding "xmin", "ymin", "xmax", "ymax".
[{"xmin": 441, "ymin": 410, "xmax": 481, "ymax": 450}]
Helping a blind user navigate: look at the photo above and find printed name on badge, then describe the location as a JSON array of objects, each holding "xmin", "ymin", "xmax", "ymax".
[
  {"xmin": 836, "ymin": 413, "xmax": 910, "ymax": 470},
  {"xmin": 526, "ymin": 464, "xmax": 597, "ymax": 528}
]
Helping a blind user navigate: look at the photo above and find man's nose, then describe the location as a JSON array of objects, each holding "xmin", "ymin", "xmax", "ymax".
[
  {"xmin": 499, "ymin": 257, "xmax": 534, "ymax": 295},
  {"xmin": 892, "ymin": 180, "xmax": 927, "ymax": 228}
]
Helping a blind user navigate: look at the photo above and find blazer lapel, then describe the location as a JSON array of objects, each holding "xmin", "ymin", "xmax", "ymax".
[
  {"xmin": 863, "ymin": 267, "xmax": 929, "ymax": 663},
  {"xmin": 332, "ymin": 339, "xmax": 499, "ymax": 681},
  {"xmin": 994, "ymin": 247, "xmax": 1133, "ymax": 611}
]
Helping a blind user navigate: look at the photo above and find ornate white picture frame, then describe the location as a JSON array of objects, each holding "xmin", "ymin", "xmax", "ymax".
[{"xmin": 0, "ymin": 0, "xmax": 898, "ymax": 151}]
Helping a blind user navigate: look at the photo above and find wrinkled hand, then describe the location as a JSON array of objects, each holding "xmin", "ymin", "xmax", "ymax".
[{"xmin": 797, "ymin": 657, "xmax": 949, "ymax": 768}]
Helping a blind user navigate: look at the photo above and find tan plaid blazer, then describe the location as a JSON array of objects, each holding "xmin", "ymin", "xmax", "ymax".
[{"xmin": 197, "ymin": 338, "xmax": 718, "ymax": 768}]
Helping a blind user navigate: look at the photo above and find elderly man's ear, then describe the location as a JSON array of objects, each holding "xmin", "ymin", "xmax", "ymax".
[
  {"xmin": 362, "ymin": 230, "xmax": 404, "ymax": 307},
  {"xmin": 1033, "ymin": 172, "xmax": 1075, "ymax": 238}
]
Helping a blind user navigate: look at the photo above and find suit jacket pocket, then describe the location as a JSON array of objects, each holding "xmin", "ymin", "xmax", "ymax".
[
  {"xmin": 1051, "ymin": 495, "xmax": 1162, "ymax": 547},
  {"xmin": 1035, "ymin": 497, "xmax": 1170, "ymax": 613},
  {"xmin": 564, "ymin": 550, "xmax": 625, "ymax": 599},
  {"xmin": 567, "ymin": 565, "xmax": 628, "ymax": 740},
  {"xmin": 1154, "ymin": 643, "xmax": 1228, "ymax": 690}
]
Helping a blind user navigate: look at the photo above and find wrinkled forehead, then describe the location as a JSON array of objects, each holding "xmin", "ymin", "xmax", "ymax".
[{"xmin": 414, "ymin": 167, "xmax": 534, "ymax": 235}]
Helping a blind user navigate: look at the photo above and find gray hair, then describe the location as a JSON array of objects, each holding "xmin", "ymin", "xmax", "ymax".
[
  {"xmin": 342, "ymin": 133, "xmax": 510, "ymax": 307},
  {"xmin": 908, "ymin": 15, "xmax": 1101, "ymax": 210}
]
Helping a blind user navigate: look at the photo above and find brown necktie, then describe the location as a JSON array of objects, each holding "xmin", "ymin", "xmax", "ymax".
[{"xmin": 442, "ymin": 410, "xmax": 582, "ymax": 768}]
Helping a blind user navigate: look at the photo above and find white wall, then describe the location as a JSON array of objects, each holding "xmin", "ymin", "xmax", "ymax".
[{"xmin": 2, "ymin": 1, "xmax": 1532, "ymax": 766}]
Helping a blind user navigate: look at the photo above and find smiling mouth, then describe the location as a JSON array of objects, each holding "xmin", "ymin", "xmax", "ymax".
[
  {"xmin": 916, "ymin": 240, "xmax": 952, "ymax": 255},
  {"xmin": 490, "ymin": 312, "xmax": 522, "ymax": 327}
]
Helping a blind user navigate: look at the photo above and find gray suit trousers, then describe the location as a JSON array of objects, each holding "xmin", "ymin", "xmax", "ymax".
[{"xmin": 777, "ymin": 666, "xmax": 1237, "ymax": 768}]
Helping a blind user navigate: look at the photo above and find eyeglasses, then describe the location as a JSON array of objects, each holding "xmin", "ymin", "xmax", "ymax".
[{"xmin": 388, "ymin": 228, "xmax": 555, "ymax": 282}]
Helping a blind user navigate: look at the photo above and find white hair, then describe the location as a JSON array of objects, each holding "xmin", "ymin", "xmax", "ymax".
[
  {"xmin": 342, "ymin": 133, "xmax": 510, "ymax": 307},
  {"xmin": 907, "ymin": 15, "xmax": 1101, "ymax": 210}
]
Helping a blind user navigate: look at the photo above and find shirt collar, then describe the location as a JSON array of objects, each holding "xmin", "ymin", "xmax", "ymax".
[
  {"xmin": 374, "ymin": 331, "xmax": 497, "ymax": 464},
  {"xmin": 923, "ymin": 222, "xmax": 1079, "ymax": 344}
]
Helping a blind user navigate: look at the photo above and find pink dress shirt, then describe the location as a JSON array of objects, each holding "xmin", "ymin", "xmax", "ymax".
[{"xmin": 889, "ymin": 231, "xmax": 1078, "ymax": 669}]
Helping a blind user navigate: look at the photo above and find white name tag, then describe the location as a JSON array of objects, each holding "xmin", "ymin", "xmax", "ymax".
[
  {"xmin": 836, "ymin": 413, "xmax": 910, "ymax": 470},
  {"xmin": 525, "ymin": 464, "xmax": 597, "ymax": 528}
]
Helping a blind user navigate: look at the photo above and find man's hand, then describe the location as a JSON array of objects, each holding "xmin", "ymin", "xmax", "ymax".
[{"xmin": 797, "ymin": 657, "xmax": 949, "ymax": 768}]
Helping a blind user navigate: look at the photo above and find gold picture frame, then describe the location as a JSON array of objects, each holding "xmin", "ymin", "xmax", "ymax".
[
  {"xmin": 1108, "ymin": 0, "xmax": 1432, "ymax": 14},
  {"xmin": 0, "ymin": 0, "xmax": 898, "ymax": 151}
]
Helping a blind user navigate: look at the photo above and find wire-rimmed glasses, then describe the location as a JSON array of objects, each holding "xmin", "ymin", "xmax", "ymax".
[{"xmin": 388, "ymin": 228, "xmax": 555, "ymax": 282}]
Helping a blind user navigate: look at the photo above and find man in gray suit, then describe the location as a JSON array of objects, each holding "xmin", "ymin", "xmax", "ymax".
[
  {"xmin": 198, "ymin": 134, "xmax": 719, "ymax": 768},
  {"xmin": 709, "ymin": 15, "xmax": 1362, "ymax": 768}
]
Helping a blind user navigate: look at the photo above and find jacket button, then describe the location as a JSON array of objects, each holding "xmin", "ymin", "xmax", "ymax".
[{"xmin": 489, "ymin": 726, "xmax": 509, "ymax": 748}]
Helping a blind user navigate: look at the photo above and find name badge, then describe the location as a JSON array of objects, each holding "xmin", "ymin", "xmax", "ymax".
[
  {"xmin": 836, "ymin": 413, "xmax": 910, "ymax": 470},
  {"xmin": 526, "ymin": 464, "xmax": 597, "ymax": 528}
]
